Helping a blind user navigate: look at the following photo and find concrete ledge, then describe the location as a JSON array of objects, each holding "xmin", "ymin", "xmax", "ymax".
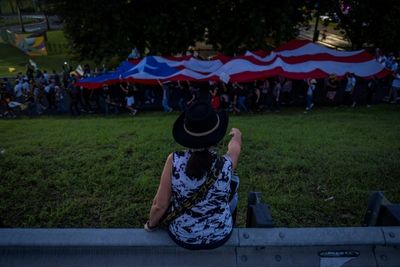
[
  {"xmin": 0, "ymin": 228, "xmax": 239, "ymax": 247},
  {"xmin": 0, "ymin": 227, "xmax": 396, "ymax": 247},
  {"xmin": 0, "ymin": 228, "xmax": 182, "ymax": 247},
  {"xmin": 1, "ymin": 227, "xmax": 399, "ymax": 267},
  {"xmin": 381, "ymin": 227, "xmax": 400, "ymax": 245},
  {"xmin": 238, "ymin": 227, "xmax": 386, "ymax": 247}
]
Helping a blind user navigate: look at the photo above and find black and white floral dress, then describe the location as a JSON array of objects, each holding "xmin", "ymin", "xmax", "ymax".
[{"xmin": 168, "ymin": 150, "xmax": 233, "ymax": 246}]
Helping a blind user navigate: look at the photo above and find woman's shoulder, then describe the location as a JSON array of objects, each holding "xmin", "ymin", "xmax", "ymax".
[
  {"xmin": 172, "ymin": 150, "xmax": 190, "ymax": 162},
  {"xmin": 173, "ymin": 150, "xmax": 187, "ymax": 157},
  {"xmin": 171, "ymin": 150, "xmax": 189, "ymax": 157},
  {"xmin": 222, "ymin": 154, "xmax": 233, "ymax": 167}
]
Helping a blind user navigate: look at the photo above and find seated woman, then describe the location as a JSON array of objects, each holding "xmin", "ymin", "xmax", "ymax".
[{"xmin": 144, "ymin": 101, "xmax": 242, "ymax": 250}]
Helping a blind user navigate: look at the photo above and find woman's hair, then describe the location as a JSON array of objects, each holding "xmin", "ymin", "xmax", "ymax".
[{"xmin": 186, "ymin": 150, "xmax": 213, "ymax": 180}]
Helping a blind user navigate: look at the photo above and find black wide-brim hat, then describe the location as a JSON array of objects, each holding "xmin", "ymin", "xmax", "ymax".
[{"xmin": 173, "ymin": 101, "xmax": 229, "ymax": 149}]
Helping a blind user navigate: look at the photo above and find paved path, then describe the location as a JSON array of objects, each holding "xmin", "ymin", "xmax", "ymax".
[
  {"xmin": 298, "ymin": 27, "xmax": 351, "ymax": 50},
  {"xmin": 0, "ymin": 14, "xmax": 63, "ymax": 33}
]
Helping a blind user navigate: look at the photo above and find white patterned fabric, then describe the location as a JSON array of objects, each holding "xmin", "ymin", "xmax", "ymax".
[{"xmin": 168, "ymin": 150, "xmax": 233, "ymax": 245}]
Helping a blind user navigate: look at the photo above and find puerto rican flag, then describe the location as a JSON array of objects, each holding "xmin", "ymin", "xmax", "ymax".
[{"xmin": 76, "ymin": 39, "xmax": 390, "ymax": 89}]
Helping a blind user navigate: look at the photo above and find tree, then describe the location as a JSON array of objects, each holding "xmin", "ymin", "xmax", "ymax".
[
  {"xmin": 8, "ymin": 0, "xmax": 16, "ymax": 14},
  {"xmin": 357, "ymin": 0, "xmax": 400, "ymax": 52},
  {"xmin": 41, "ymin": 0, "xmax": 207, "ymax": 62},
  {"xmin": 204, "ymin": 0, "xmax": 310, "ymax": 55},
  {"xmin": 132, "ymin": 1, "xmax": 206, "ymax": 55},
  {"xmin": 318, "ymin": 0, "xmax": 400, "ymax": 51},
  {"xmin": 41, "ymin": 0, "xmax": 311, "ymax": 61}
]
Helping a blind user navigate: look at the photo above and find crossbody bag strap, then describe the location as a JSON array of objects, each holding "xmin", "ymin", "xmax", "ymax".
[{"xmin": 162, "ymin": 156, "xmax": 224, "ymax": 225}]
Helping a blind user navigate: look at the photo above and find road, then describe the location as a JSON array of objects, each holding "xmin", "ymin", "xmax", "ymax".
[
  {"xmin": 0, "ymin": 14, "xmax": 63, "ymax": 33},
  {"xmin": 298, "ymin": 26, "xmax": 351, "ymax": 50}
]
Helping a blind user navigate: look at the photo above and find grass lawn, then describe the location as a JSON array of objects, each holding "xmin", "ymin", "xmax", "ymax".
[{"xmin": 0, "ymin": 105, "xmax": 399, "ymax": 228}]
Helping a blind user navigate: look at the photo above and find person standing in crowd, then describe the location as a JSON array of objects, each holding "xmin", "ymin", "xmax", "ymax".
[
  {"xmin": 230, "ymin": 83, "xmax": 241, "ymax": 115},
  {"xmin": 158, "ymin": 80, "xmax": 173, "ymax": 112},
  {"xmin": 43, "ymin": 70, "xmax": 50, "ymax": 84},
  {"xmin": 44, "ymin": 81, "xmax": 56, "ymax": 110},
  {"xmin": 145, "ymin": 101, "xmax": 242, "ymax": 250},
  {"xmin": 55, "ymin": 85, "xmax": 67, "ymax": 113},
  {"xmin": 260, "ymin": 79, "xmax": 271, "ymax": 111},
  {"xmin": 22, "ymin": 78, "xmax": 30, "ymax": 96},
  {"xmin": 375, "ymin": 48, "xmax": 387, "ymax": 66},
  {"xmin": 238, "ymin": 83, "xmax": 249, "ymax": 112},
  {"xmin": 62, "ymin": 68, "xmax": 71, "ymax": 88},
  {"xmin": 2, "ymin": 78, "xmax": 14, "ymax": 98},
  {"xmin": 144, "ymin": 87, "xmax": 156, "ymax": 105},
  {"xmin": 14, "ymin": 79, "xmax": 24, "ymax": 103},
  {"xmin": 232, "ymin": 82, "xmax": 248, "ymax": 113},
  {"xmin": 219, "ymin": 83, "xmax": 230, "ymax": 111},
  {"xmin": 272, "ymin": 78, "xmax": 281, "ymax": 112},
  {"xmin": 176, "ymin": 81, "xmax": 190, "ymax": 111},
  {"xmin": 305, "ymin": 78, "xmax": 317, "ymax": 111},
  {"xmin": 103, "ymin": 84, "xmax": 121, "ymax": 115},
  {"xmin": 209, "ymin": 84, "xmax": 220, "ymax": 110},
  {"xmin": 186, "ymin": 82, "xmax": 199, "ymax": 108},
  {"xmin": 33, "ymin": 82, "xmax": 45, "ymax": 115},
  {"xmin": 251, "ymin": 81, "xmax": 261, "ymax": 112},
  {"xmin": 133, "ymin": 83, "xmax": 143, "ymax": 108},
  {"xmin": 36, "ymin": 71, "xmax": 44, "ymax": 86},
  {"xmin": 389, "ymin": 70, "xmax": 400, "ymax": 104},
  {"xmin": 80, "ymin": 86, "xmax": 94, "ymax": 113},
  {"xmin": 26, "ymin": 63, "xmax": 34, "ymax": 80},
  {"xmin": 0, "ymin": 83, "xmax": 7, "ymax": 114},
  {"xmin": 343, "ymin": 72, "xmax": 356, "ymax": 107},
  {"xmin": 121, "ymin": 81, "xmax": 138, "ymax": 115},
  {"xmin": 366, "ymin": 76, "xmax": 379, "ymax": 107},
  {"xmin": 386, "ymin": 54, "xmax": 398, "ymax": 72},
  {"xmin": 89, "ymin": 88, "xmax": 102, "ymax": 113},
  {"xmin": 68, "ymin": 84, "xmax": 81, "ymax": 116},
  {"xmin": 325, "ymin": 73, "xmax": 338, "ymax": 105},
  {"xmin": 103, "ymin": 84, "xmax": 112, "ymax": 115},
  {"xmin": 281, "ymin": 78, "xmax": 293, "ymax": 105},
  {"xmin": 83, "ymin": 64, "xmax": 91, "ymax": 77},
  {"xmin": 51, "ymin": 70, "xmax": 61, "ymax": 85}
]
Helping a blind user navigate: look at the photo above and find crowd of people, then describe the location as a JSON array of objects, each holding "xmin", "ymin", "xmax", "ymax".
[{"xmin": 0, "ymin": 58, "xmax": 399, "ymax": 118}]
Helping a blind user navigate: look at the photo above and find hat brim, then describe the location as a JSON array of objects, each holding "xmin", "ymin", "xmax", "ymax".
[{"xmin": 173, "ymin": 110, "xmax": 229, "ymax": 149}]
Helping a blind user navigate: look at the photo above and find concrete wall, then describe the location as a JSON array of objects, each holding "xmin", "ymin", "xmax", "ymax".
[{"xmin": 0, "ymin": 227, "xmax": 399, "ymax": 267}]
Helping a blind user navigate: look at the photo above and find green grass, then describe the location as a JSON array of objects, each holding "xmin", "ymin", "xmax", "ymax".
[
  {"xmin": 1, "ymin": 106, "xmax": 400, "ymax": 228},
  {"xmin": 46, "ymin": 30, "xmax": 69, "ymax": 43}
]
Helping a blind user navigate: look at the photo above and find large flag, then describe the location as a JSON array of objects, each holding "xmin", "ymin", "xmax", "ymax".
[
  {"xmin": 76, "ymin": 39, "xmax": 390, "ymax": 88},
  {"xmin": 0, "ymin": 29, "xmax": 47, "ymax": 56},
  {"xmin": 231, "ymin": 39, "xmax": 389, "ymax": 81}
]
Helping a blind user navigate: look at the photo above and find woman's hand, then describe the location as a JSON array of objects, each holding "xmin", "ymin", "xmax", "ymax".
[
  {"xmin": 227, "ymin": 128, "xmax": 242, "ymax": 170},
  {"xmin": 229, "ymin": 128, "xmax": 242, "ymax": 138},
  {"xmin": 144, "ymin": 220, "xmax": 159, "ymax": 232}
]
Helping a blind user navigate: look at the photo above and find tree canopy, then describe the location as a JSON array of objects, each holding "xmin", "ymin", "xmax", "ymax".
[
  {"xmin": 319, "ymin": 0, "xmax": 400, "ymax": 51},
  {"xmin": 39, "ymin": 0, "xmax": 310, "ymax": 62},
  {"xmin": 39, "ymin": 0, "xmax": 400, "ymax": 62}
]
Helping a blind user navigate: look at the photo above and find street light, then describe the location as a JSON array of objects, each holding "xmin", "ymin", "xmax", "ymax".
[
  {"xmin": 313, "ymin": 1, "xmax": 320, "ymax": 42},
  {"xmin": 16, "ymin": 0, "xmax": 26, "ymax": 33}
]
